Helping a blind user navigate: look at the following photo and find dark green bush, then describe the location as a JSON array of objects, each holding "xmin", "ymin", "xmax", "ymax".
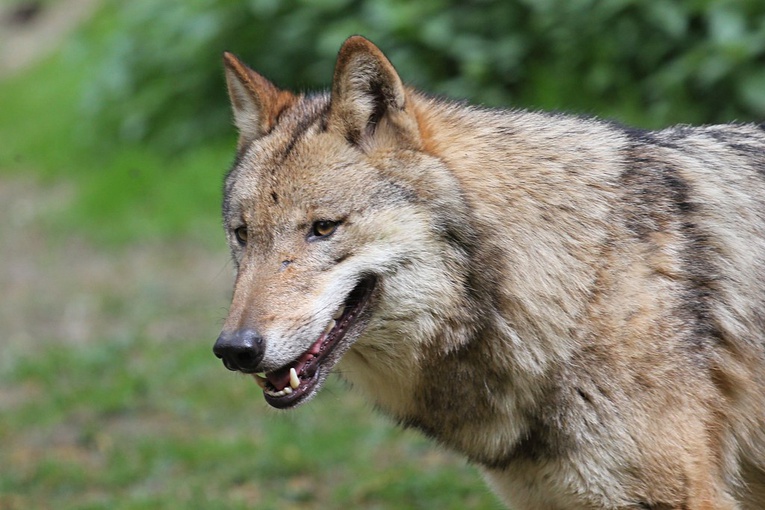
[{"xmin": 81, "ymin": 0, "xmax": 765, "ymax": 152}]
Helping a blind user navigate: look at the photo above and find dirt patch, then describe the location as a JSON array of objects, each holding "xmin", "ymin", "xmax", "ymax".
[
  {"xmin": 0, "ymin": 0, "xmax": 99, "ymax": 77},
  {"xmin": 0, "ymin": 176, "xmax": 232, "ymax": 359}
]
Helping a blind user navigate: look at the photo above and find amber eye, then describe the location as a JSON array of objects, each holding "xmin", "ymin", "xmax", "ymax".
[
  {"xmin": 311, "ymin": 220, "xmax": 338, "ymax": 239},
  {"xmin": 234, "ymin": 226, "xmax": 248, "ymax": 245}
]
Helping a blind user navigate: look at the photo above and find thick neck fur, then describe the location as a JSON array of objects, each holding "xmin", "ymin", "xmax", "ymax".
[{"xmin": 338, "ymin": 91, "xmax": 631, "ymax": 466}]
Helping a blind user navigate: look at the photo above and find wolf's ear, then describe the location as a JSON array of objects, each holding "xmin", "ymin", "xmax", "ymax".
[
  {"xmin": 223, "ymin": 52, "xmax": 296, "ymax": 148},
  {"xmin": 328, "ymin": 36, "xmax": 420, "ymax": 147}
]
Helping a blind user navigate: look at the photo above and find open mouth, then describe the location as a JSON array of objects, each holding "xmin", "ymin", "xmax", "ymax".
[{"xmin": 254, "ymin": 275, "xmax": 377, "ymax": 409}]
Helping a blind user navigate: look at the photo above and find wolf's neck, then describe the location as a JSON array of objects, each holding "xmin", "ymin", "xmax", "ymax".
[{"xmin": 411, "ymin": 91, "xmax": 623, "ymax": 361}]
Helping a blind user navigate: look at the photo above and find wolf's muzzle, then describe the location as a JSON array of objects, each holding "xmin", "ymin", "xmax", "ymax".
[{"xmin": 213, "ymin": 329, "xmax": 265, "ymax": 373}]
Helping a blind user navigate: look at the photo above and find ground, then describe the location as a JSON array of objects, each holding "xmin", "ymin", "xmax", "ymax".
[
  {"xmin": 0, "ymin": 0, "xmax": 98, "ymax": 76},
  {"xmin": 0, "ymin": 177, "xmax": 231, "ymax": 358}
]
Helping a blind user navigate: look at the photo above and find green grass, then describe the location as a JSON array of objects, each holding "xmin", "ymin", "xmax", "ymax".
[{"xmin": 0, "ymin": 336, "xmax": 500, "ymax": 509}]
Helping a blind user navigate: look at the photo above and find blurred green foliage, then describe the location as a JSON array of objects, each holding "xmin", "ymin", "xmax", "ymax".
[{"xmin": 82, "ymin": 0, "xmax": 765, "ymax": 153}]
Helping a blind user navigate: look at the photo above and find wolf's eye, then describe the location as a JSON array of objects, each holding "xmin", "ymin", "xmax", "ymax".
[
  {"xmin": 234, "ymin": 226, "xmax": 248, "ymax": 245},
  {"xmin": 311, "ymin": 220, "xmax": 338, "ymax": 239}
]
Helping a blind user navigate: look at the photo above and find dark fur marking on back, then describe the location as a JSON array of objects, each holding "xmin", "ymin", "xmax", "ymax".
[
  {"xmin": 707, "ymin": 129, "xmax": 764, "ymax": 157},
  {"xmin": 620, "ymin": 139, "xmax": 725, "ymax": 356}
]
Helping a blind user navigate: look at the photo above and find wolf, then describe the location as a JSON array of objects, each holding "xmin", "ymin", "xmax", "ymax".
[{"xmin": 212, "ymin": 35, "xmax": 765, "ymax": 509}]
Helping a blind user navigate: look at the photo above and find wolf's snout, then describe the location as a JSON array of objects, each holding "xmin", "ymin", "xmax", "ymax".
[{"xmin": 213, "ymin": 329, "xmax": 265, "ymax": 373}]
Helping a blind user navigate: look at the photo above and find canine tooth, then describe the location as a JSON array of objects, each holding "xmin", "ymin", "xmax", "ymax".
[
  {"xmin": 332, "ymin": 305, "xmax": 344, "ymax": 320},
  {"xmin": 254, "ymin": 374, "xmax": 267, "ymax": 389},
  {"xmin": 283, "ymin": 386, "xmax": 293, "ymax": 395},
  {"xmin": 324, "ymin": 319, "xmax": 336, "ymax": 335},
  {"xmin": 289, "ymin": 368, "xmax": 300, "ymax": 390}
]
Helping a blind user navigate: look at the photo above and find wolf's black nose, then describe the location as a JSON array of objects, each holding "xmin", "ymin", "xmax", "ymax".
[{"xmin": 213, "ymin": 329, "xmax": 265, "ymax": 373}]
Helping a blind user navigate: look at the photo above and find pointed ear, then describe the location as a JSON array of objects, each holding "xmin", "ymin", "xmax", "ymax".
[
  {"xmin": 223, "ymin": 52, "xmax": 296, "ymax": 148},
  {"xmin": 328, "ymin": 36, "xmax": 420, "ymax": 147}
]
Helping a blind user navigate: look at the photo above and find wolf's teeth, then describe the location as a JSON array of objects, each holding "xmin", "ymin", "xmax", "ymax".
[
  {"xmin": 289, "ymin": 368, "xmax": 300, "ymax": 390},
  {"xmin": 333, "ymin": 305, "xmax": 344, "ymax": 320},
  {"xmin": 283, "ymin": 386, "xmax": 293, "ymax": 395},
  {"xmin": 324, "ymin": 319, "xmax": 336, "ymax": 335},
  {"xmin": 254, "ymin": 374, "xmax": 267, "ymax": 389}
]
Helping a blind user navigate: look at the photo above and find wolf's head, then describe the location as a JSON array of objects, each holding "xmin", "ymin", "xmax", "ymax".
[{"xmin": 214, "ymin": 36, "xmax": 475, "ymax": 412}]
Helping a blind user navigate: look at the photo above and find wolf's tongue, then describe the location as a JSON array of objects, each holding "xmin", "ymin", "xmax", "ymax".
[
  {"xmin": 265, "ymin": 335, "xmax": 325, "ymax": 391},
  {"xmin": 265, "ymin": 366, "xmax": 294, "ymax": 392}
]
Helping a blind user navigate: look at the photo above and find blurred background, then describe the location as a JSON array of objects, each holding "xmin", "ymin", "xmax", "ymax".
[{"xmin": 1, "ymin": 0, "xmax": 764, "ymax": 508}]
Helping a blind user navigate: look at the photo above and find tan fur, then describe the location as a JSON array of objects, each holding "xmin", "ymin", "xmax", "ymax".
[{"xmin": 216, "ymin": 36, "xmax": 765, "ymax": 509}]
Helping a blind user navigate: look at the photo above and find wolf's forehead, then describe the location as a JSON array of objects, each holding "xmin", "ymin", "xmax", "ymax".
[
  {"xmin": 232, "ymin": 93, "xmax": 331, "ymax": 174},
  {"xmin": 274, "ymin": 92, "xmax": 331, "ymax": 146},
  {"xmin": 225, "ymin": 92, "xmax": 340, "ymax": 207},
  {"xmin": 264, "ymin": 92, "xmax": 331, "ymax": 161}
]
